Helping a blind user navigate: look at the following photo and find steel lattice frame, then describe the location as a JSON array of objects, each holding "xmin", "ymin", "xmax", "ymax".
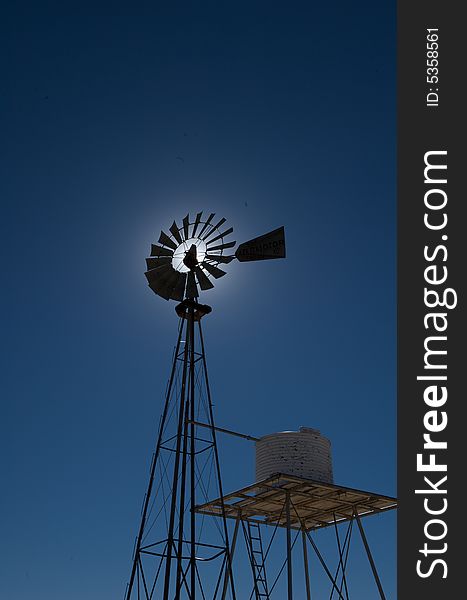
[{"xmin": 125, "ymin": 300, "xmax": 236, "ymax": 600}]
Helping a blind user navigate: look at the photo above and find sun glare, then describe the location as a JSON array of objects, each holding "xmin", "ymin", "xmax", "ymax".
[{"xmin": 172, "ymin": 237, "xmax": 207, "ymax": 272}]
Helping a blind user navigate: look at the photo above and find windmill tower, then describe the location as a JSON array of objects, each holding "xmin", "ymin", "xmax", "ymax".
[
  {"xmin": 124, "ymin": 211, "xmax": 397, "ymax": 599},
  {"xmin": 124, "ymin": 212, "xmax": 285, "ymax": 600}
]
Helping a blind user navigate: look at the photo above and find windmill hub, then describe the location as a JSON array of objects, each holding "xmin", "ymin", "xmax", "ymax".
[
  {"xmin": 173, "ymin": 238, "xmax": 207, "ymax": 272},
  {"xmin": 182, "ymin": 243, "xmax": 200, "ymax": 271}
]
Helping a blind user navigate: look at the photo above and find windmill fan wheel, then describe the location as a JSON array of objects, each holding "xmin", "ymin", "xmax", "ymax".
[{"xmin": 145, "ymin": 212, "xmax": 236, "ymax": 301}]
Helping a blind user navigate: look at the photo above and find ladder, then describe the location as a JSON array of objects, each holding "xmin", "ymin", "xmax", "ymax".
[{"xmin": 246, "ymin": 521, "xmax": 270, "ymax": 599}]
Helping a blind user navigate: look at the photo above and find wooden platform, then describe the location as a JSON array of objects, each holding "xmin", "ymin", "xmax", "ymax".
[{"xmin": 195, "ymin": 473, "xmax": 397, "ymax": 531}]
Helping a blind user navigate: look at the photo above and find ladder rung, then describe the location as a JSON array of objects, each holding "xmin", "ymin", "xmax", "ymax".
[{"xmin": 249, "ymin": 523, "xmax": 269, "ymax": 599}]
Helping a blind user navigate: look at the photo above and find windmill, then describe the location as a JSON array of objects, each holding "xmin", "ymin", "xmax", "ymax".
[
  {"xmin": 125, "ymin": 212, "xmax": 285, "ymax": 600},
  {"xmin": 125, "ymin": 212, "xmax": 396, "ymax": 599},
  {"xmin": 144, "ymin": 211, "xmax": 285, "ymax": 301}
]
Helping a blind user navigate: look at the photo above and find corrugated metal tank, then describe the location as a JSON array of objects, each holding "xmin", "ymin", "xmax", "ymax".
[{"xmin": 255, "ymin": 427, "xmax": 333, "ymax": 483}]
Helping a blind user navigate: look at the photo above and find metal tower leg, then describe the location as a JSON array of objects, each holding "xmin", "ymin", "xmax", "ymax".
[
  {"xmin": 189, "ymin": 304, "xmax": 196, "ymax": 598},
  {"xmin": 125, "ymin": 319, "xmax": 185, "ymax": 600},
  {"xmin": 303, "ymin": 529, "xmax": 345, "ymax": 600},
  {"xmin": 302, "ymin": 530, "xmax": 312, "ymax": 600},
  {"xmin": 198, "ymin": 319, "xmax": 237, "ymax": 600},
  {"xmin": 285, "ymin": 491, "xmax": 293, "ymax": 600},
  {"xmin": 355, "ymin": 514, "xmax": 387, "ymax": 600},
  {"xmin": 332, "ymin": 514, "xmax": 350, "ymax": 600},
  {"xmin": 163, "ymin": 316, "xmax": 190, "ymax": 600},
  {"xmin": 221, "ymin": 517, "xmax": 240, "ymax": 600}
]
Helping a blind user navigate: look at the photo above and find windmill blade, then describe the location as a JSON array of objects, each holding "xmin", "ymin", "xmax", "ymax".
[
  {"xmin": 169, "ymin": 220, "xmax": 183, "ymax": 245},
  {"xmin": 158, "ymin": 230, "xmax": 177, "ymax": 250},
  {"xmin": 145, "ymin": 256, "xmax": 172, "ymax": 271},
  {"xmin": 151, "ymin": 244, "xmax": 174, "ymax": 258},
  {"xmin": 192, "ymin": 212, "xmax": 203, "ymax": 237},
  {"xmin": 147, "ymin": 277, "xmax": 172, "ymax": 299},
  {"xmin": 204, "ymin": 253, "xmax": 235, "ymax": 264},
  {"xmin": 146, "ymin": 267, "xmax": 180, "ymax": 300},
  {"xmin": 164, "ymin": 270, "xmax": 183, "ymax": 298},
  {"xmin": 195, "ymin": 266, "xmax": 215, "ymax": 291},
  {"xmin": 145, "ymin": 263, "xmax": 173, "ymax": 285},
  {"xmin": 198, "ymin": 213, "xmax": 215, "ymax": 238},
  {"xmin": 170, "ymin": 272, "xmax": 187, "ymax": 301},
  {"xmin": 205, "ymin": 227, "xmax": 233, "ymax": 246},
  {"xmin": 207, "ymin": 240, "xmax": 236, "ymax": 252},
  {"xmin": 182, "ymin": 214, "xmax": 190, "ymax": 241},
  {"xmin": 186, "ymin": 271, "xmax": 199, "ymax": 298},
  {"xmin": 235, "ymin": 226, "xmax": 286, "ymax": 262},
  {"xmin": 203, "ymin": 217, "xmax": 226, "ymax": 241},
  {"xmin": 201, "ymin": 261, "xmax": 227, "ymax": 279}
]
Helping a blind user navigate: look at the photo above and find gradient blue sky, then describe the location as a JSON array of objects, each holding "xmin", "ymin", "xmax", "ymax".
[{"xmin": 1, "ymin": 3, "xmax": 396, "ymax": 598}]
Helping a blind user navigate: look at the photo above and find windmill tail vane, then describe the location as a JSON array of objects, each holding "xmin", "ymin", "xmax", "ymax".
[{"xmin": 144, "ymin": 211, "xmax": 286, "ymax": 301}]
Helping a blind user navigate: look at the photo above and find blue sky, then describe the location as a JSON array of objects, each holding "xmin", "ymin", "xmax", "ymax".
[{"xmin": 1, "ymin": 2, "xmax": 396, "ymax": 598}]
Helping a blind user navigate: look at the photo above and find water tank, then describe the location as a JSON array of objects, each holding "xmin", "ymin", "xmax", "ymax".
[{"xmin": 255, "ymin": 427, "xmax": 333, "ymax": 483}]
